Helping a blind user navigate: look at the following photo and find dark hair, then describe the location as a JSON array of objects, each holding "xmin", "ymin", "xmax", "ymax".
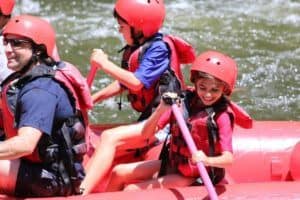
[
  {"xmin": 191, "ymin": 71, "xmax": 230, "ymax": 95},
  {"xmin": 33, "ymin": 44, "xmax": 56, "ymax": 66},
  {"xmin": 0, "ymin": 10, "xmax": 11, "ymax": 18},
  {"xmin": 113, "ymin": 9, "xmax": 127, "ymax": 24},
  {"xmin": 191, "ymin": 71, "xmax": 216, "ymax": 83},
  {"xmin": 113, "ymin": 9, "xmax": 144, "ymax": 46}
]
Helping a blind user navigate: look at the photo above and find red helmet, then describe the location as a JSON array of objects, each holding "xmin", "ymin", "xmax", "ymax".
[
  {"xmin": 0, "ymin": 0, "xmax": 15, "ymax": 15},
  {"xmin": 115, "ymin": 0, "xmax": 165, "ymax": 37},
  {"xmin": 3, "ymin": 15, "xmax": 56, "ymax": 59},
  {"xmin": 190, "ymin": 51, "xmax": 238, "ymax": 95}
]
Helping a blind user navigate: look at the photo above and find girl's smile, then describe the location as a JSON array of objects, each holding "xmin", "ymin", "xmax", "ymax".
[{"xmin": 195, "ymin": 78, "xmax": 225, "ymax": 106}]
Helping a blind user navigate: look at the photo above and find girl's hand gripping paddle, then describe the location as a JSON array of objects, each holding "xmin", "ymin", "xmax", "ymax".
[{"xmin": 163, "ymin": 94, "xmax": 219, "ymax": 200}]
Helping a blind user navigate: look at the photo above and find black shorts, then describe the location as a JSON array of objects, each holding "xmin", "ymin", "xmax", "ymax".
[{"xmin": 15, "ymin": 160, "xmax": 69, "ymax": 197}]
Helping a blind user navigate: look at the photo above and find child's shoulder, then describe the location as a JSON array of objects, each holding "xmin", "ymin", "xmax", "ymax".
[{"xmin": 142, "ymin": 36, "xmax": 169, "ymax": 56}]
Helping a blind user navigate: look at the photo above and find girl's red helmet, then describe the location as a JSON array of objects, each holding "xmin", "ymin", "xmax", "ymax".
[
  {"xmin": 190, "ymin": 51, "xmax": 238, "ymax": 95},
  {"xmin": 3, "ymin": 15, "xmax": 57, "ymax": 60},
  {"xmin": 0, "ymin": 0, "xmax": 15, "ymax": 16},
  {"xmin": 115, "ymin": 0, "xmax": 165, "ymax": 38}
]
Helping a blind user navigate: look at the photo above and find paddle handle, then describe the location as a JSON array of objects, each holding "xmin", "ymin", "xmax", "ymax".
[
  {"xmin": 86, "ymin": 62, "xmax": 99, "ymax": 89},
  {"xmin": 171, "ymin": 104, "xmax": 219, "ymax": 200}
]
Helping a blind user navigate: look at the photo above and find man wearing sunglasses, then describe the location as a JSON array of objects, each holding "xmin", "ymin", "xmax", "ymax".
[
  {"xmin": 0, "ymin": 0, "xmax": 15, "ymax": 83},
  {"xmin": 0, "ymin": 15, "xmax": 92, "ymax": 197}
]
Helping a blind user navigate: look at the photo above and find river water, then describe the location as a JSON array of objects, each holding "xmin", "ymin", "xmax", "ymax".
[{"xmin": 15, "ymin": 0, "xmax": 299, "ymax": 123}]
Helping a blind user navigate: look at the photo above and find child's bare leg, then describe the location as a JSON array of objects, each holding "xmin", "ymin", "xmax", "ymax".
[
  {"xmin": 80, "ymin": 122, "xmax": 152, "ymax": 195},
  {"xmin": 125, "ymin": 174, "xmax": 195, "ymax": 191},
  {"xmin": 106, "ymin": 160, "xmax": 161, "ymax": 192}
]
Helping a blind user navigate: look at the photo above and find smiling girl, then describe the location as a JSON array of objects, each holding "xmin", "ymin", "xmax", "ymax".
[{"xmin": 104, "ymin": 50, "xmax": 240, "ymax": 191}]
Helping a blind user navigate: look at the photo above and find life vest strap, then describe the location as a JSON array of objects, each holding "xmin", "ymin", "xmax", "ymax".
[{"xmin": 58, "ymin": 121, "xmax": 85, "ymax": 195}]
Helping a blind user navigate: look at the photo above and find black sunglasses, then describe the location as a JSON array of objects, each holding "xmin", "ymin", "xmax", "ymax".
[{"xmin": 3, "ymin": 38, "xmax": 32, "ymax": 48}]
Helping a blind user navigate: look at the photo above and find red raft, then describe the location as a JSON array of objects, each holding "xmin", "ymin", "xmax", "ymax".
[{"xmin": 1, "ymin": 121, "xmax": 300, "ymax": 199}]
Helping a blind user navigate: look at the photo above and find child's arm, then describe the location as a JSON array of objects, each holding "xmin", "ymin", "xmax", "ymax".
[
  {"xmin": 141, "ymin": 92, "xmax": 179, "ymax": 139},
  {"xmin": 192, "ymin": 111, "xmax": 234, "ymax": 168},
  {"xmin": 192, "ymin": 150, "xmax": 233, "ymax": 168},
  {"xmin": 141, "ymin": 99, "xmax": 170, "ymax": 139},
  {"xmin": 90, "ymin": 49, "xmax": 143, "ymax": 91},
  {"xmin": 92, "ymin": 80, "xmax": 123, "ymax": 104}
]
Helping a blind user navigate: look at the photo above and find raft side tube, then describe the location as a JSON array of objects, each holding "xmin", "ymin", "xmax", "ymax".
[{"xmin": 226, "ymin": 121, "xmax": 300, "ymax": 183}]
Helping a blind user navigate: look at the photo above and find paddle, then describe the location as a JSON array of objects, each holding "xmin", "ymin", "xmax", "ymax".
[
  {"xmin": 86, "ymin": 62, "xmax": 99, "ymax": 89},
  {"xmin": 169, "ymin": 99, "xmax": 219, "ymax": 200}
]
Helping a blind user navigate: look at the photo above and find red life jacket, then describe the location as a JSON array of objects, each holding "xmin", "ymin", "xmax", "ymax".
[
  {"xmin": 0, "ymin": 61, "xmax": 93, "ymax": 162},
  {"xmin": 168, "ymin": 88, "xmax": 252, "ymax": 179},
  {"xmin": 124, "ymin": 34, "xmax": 195, "ymax": 113},
  {"xmin": 169, "ymin": 107, "xmax": 234, "ymax": 178},
  {"xmin": 55, "ymin": 61, "xmax": 93, "ymax": 111}
]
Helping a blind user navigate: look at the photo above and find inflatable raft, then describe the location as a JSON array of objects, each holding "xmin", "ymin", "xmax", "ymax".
[{"xmin": 1, "ymin": 120, "xmax": 299, "ymax": 199}]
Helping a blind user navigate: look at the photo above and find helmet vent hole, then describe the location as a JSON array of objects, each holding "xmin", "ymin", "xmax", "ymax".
[
  {"xmin": 15, "ymin": 19, "xmax": 19, "ymax": 23},
  {"xmin": 217, "ymin": 62, "xmax": 221, "ymax": 65},
  {"xmin": 206, "ymin": 58, "xmax": 210, "ymax": 61}
]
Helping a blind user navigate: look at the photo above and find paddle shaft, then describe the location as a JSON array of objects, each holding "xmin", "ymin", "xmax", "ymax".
[
  {"xmin": 86, "ymin": 63, "xmax": 98, "ymax": 88},
  {"xmin": 171, "ymin": 104, "xmax": 219, "ymax": 200}
]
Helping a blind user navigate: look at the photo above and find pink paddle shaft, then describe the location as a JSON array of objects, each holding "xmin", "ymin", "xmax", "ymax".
[
  {"xmin": 86, "ymin": 63, "xmax": 99, "ymax": 88},
  {"xmin": 171, "ymin": 104, "xmax": 219, "ymax": 200}
]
